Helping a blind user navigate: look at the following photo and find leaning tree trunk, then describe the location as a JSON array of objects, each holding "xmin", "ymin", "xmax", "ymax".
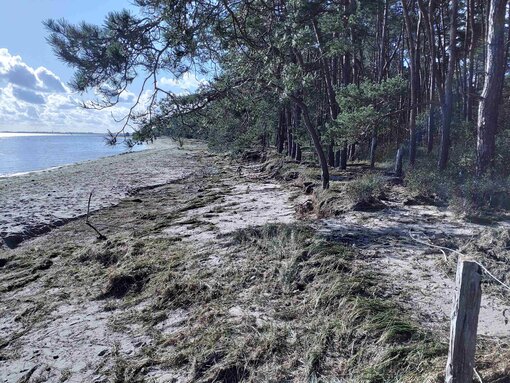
[
  {"xmin": 438, "ymin": 0, "xmax": 458, "ymax": 170},
  {"xmin": 292, "ymin": 97, "xmax": 330, "ymax": 189},
  {"xmin": 476, "ymin": 0, "xmax": 508, "ymax": 175}
]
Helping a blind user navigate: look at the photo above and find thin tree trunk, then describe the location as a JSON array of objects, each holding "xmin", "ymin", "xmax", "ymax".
[
  {"xmin": 438, "ymin": 0, "xmax": 458, "ymax": 170},
  {"xmin": 291, "ymin": 96, "xmax": 330, "ymax": 189},
  {"xmin": 402, "ymin": 0, "xmax": 419, "ymax": 166},
  {"xmin": 466, "ymin": 0, "xmax": 477, "ymax": 123}
]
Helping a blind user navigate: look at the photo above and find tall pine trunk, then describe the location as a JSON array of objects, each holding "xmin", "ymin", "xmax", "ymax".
[{"xmin": 476, "ymin": 0, "xmax": 508, "ymax": 175}]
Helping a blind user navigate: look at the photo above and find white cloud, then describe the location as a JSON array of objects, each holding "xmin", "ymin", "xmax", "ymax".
[
  {"xmin": 0, "ymin": 48, "xmax": 134, "ymax": 133},
  {"xmin": 159, "ymin": 72, "xmax": 208, "ymax": 94}
]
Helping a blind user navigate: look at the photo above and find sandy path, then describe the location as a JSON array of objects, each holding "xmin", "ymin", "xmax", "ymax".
[
  {"xmin": 0, "ymin": 151, "xmax": 297, "ymax": 383},
  {"xmin": 0, "ymin": 139, "xmax": 205, "ymax": 248},
  {"xmin": 318, "ymin": 193, "xmax": 510, "ymax": 339}
]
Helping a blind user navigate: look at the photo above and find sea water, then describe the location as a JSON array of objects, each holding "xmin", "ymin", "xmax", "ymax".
[{"xmin": 0, "ymin": 133, "xmax": 146, "ymax": 176}]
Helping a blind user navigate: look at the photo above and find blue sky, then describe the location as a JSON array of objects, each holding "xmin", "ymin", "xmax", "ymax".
[{"xmin": 0, "ymin": 1, "xmax": 206, "ymax": 132}]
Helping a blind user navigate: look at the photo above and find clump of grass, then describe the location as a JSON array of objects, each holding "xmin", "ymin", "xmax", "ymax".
[
  {"xmin": 405, "ymin": 160, "xmax": 510, "ymax": 217},
  {"xmin": 100, "ymin": 266, "xmax": 152, "ymax": 299},
  {"xmin": 405, "ymin": 163, "xmax": 453, "ymax": 200},
  {"xmin": 345, "ymin": 174, "xmax": 387, "ymax": 210},
  {"xmin": 154, "ymin": 275, "xmax": 222, "ymax": 310},
  {"xmin": 153, "ymin": 223, "xmax": 446, "ymax": 382},
  {"xmin": 450, "ymin": 175, "xmax": 510, "ymax": 218},
  {"xmin": 76, "ymin": 238, "xmax": 127, "ymax": 266}
]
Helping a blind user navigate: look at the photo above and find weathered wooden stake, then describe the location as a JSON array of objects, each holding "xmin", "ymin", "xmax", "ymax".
[
  {"xmin": 349, "ymin": 142, "xmax": 356, "ymax": 161},
  {"xmin": 288, "ymin": 133, "xmax": 293, "ymax": 157},
  {"xmin": 340, "ymin": 148, "xmax": 347, "ymax": 170},
  {"xmin": 328, "ymin": 142, "xmax": 335, "ymax": 167},
  {"xmin": 335, "ymin": 150, "xmax": 341, "ymax": 168},
  {"xmin": 292, "ymin": 142, "xmax": 297, "ymax": 159},
  {"xmin": 296, "ymin": 144, "xmax": 302, "ymax": 162},
  {"xmin": 394, "ymin": 147, "xmax": 404, "ymax": 177},
  {"xmin": 445, "ymin": 258, "xmax": 482, "ymax": 383},
  {"xmin": 370, "ymin": 136, "xmax": 377, "ymax": 168}
]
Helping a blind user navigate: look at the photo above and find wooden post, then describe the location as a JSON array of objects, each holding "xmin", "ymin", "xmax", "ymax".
[
  {"xmin": 370, "ymin": 135, "xmax": 377, "ymax": 168},
  {"xmin": 296, "ymin": 144, "xmax": 302, "ymax": 162},
  {"xmin": 288, "ymin": 133, "xmax": 293, "ymax": 157},
  {"xmin": 340, "ymin": 148, "xmax": 347, "ymax": 170},
  {"xmin": 445, "ymin": 258, "xmax": 482, "ymax": 383},
  {"xmin": 292, "ymin": 142, "xmax": 297, "ymax": 159},
  {"xmin": 328, "ymin": 141, "xmax": 335, "ymax": 167},
  {"xmin": 349, "ymin": 142, "xmax": 356, "ymax": 161},
  {"xmin": 335, "ymin": 150, "xmax": 341, "ymax": 168},
  {"xmin": 394, "ymin": 147, "xmax": 404, "ymax": 177}
]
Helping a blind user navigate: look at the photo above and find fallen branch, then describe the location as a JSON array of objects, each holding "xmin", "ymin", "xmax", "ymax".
[{"xmin": 86, "ymin": 190, "xmax": 107, "ymax": 240}]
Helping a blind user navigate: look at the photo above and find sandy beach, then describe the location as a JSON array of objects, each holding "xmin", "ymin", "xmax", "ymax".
[
  {"xmin": 0, "ymin": 139, "xmax": 205, "ymax": 248},
  {"xmin": 1, "ymin": 143, "xmax": 510, "ymax": 382}
]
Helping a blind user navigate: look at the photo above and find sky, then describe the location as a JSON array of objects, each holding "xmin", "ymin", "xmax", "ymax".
[{"xmin": 0, "ymin": 1, "xmax": 205, "ymax": 133}]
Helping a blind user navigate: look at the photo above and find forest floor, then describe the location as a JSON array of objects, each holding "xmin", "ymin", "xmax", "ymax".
[{"xmin": 1, "ymin": 142, "xmax": 510, "ymax": 382}]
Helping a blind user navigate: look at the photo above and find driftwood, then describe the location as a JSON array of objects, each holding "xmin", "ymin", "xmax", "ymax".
[{"xmin": 86, "ymin": 191, "xmax": 107, "ymax": 240}]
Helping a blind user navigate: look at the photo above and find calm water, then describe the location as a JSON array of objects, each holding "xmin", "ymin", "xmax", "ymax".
[{"xmin": 0, "ymin": 133, "xmax": 146, "ymax": 176}]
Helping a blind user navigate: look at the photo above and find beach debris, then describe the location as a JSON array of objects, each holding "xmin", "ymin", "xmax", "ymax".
[{"xmin": 85, "ymin": 190, "xmax": 107, "ymax": 241}]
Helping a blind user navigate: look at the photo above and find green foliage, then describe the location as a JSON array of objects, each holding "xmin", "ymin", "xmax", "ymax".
[{"xmin": 331, "ymin": 77, "xmax": 406, "ymax": 141}]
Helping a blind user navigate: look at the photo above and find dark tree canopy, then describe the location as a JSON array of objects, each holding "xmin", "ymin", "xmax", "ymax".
[{"xmin": 46, "ymin": 0, "xmax": 510, "ymax": 188}]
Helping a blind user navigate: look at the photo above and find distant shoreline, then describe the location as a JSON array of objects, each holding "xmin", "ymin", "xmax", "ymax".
[
  {"xmin": 0, "ymin": 138, "xmax": 201, "ymax": 249},
  {"xmin": 0, "ymin": 133, "xmax": 148, "ymax": 177},
  {"xmin": 0, "ymin": 146, "xmax": 148, "ymax": 179}
]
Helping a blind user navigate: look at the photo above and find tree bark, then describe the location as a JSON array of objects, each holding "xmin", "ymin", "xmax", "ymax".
[{"xmin": 476, "ymin": 0, "xmax": 508, "ymax": 175}]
